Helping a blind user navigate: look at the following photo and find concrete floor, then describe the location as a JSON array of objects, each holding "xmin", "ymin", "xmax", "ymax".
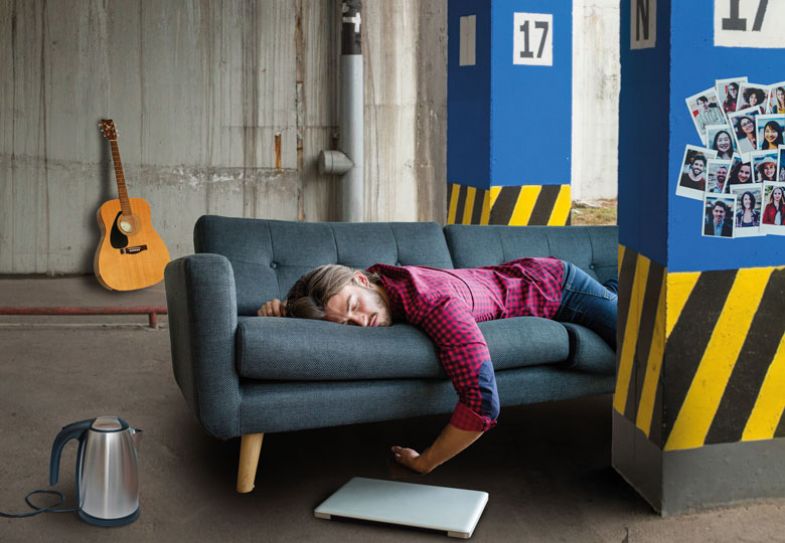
[{"xmin": 1, "ymin": 277, "xmax": 785, "ymax": 542}]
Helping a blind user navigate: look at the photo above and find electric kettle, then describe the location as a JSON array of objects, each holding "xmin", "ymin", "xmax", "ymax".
[{"xmin": 49, "ymin": 416, "xmax": 142, "ymax": 526}]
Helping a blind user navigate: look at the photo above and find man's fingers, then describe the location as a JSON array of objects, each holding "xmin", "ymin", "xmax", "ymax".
[
  {"xmin": 257, "ymin": 299, "xmax": 285, "ymax": 317},
  {"xmin": 391, "ymin": 446, "xmax": 426, "ymax": 473},
  {"xmin": 391, "ymin": 446, "xmax": 415, "ymax": 460}
]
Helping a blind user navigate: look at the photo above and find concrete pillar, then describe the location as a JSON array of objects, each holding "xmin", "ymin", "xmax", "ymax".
[
  {"xmin": 446, "ymin": 0, "xmax": 573, "ymax": 225},
  {"xmin": 615, "ymin": 0, "xmax": 785, "ymax": 514}
]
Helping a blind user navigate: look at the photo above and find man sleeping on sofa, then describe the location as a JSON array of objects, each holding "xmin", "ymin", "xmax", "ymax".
[{"xmin": 257, "ymin": 257, "xmax": 617, "ymax": 474}]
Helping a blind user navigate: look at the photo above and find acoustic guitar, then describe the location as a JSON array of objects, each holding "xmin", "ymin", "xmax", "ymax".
[{"xmin": 94, "ymin": 119, "xmax": 170, "ymax": 291}]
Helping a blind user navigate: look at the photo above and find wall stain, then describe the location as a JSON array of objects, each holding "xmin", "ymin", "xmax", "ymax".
[
  {"xmin": 274, "ymin": 132, "xmax": 282, "ymax": 170},
  {"xmin": 40, "ymin": 0, "xmax": 51, "ymax": 273},
  {"xmin": 415, "ymin": 0, "xmax": 446, "ymax": 224},
  {"xmin": 294, "ymin": 0, "xmax": 305, "ymax": 221},
  {"xmin": 8, "ymin": 0, "xmax": 18, "ymax": 269},
  {"xmin": 241, "ymin": 0, "xmax": 260, "ymax": 218}
]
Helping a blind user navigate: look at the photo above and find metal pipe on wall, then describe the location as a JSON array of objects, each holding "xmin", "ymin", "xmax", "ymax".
[{"xmin": 319, "ymin": 0, "xmax": 364, "ymax": 222}]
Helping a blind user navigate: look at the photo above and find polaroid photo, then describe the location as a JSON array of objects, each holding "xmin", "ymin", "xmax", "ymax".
[
  {"xmin": 729, "ymin": 106, "xmax": 763, "ymax": 156},
  {"xmin": 702, "ymin": 194, "xmax": 736, "ymax": 239},
  {"xmin": 706, "ymin": 159, "xmax": 732, "ymax": 194},
  {"xmin": 756, "ymin": 114, "xmax": 785, "ymax": 151},
  {"xmin": 779, "ymin": 146, "xmax": 785, "ymax": 182},
  {"xmin": 686, "ymin": 88, "xmax": 725, "ymax": 145},
  {"xmin": 705, "ymin": 124, "xmax": 735, "ymax": 159},
  {"xmin": 716, "ymin": 77, "xmax": 748, "ymax": 121},
  {"xmin": 727, "ymin": 154, "xmax": 754, "ymax": 189},
  {"xmin": 761, "ymin": 181, "xmax": 785, "ymax": 235},
  {"xmin": 677, "ymin": 145, "xmax": 718, "ymax": 200},
  {"xmin": 750, "ymin": 150, "xmax": 779, "ymax": 183},
  {"xmin": 729, "ymin": 183, "xmax": 764, "ymax": 237},
  {"xmin": 737, "ymin": 83, "xmax": 769, "ymax": 113},
  {"xmin": 766, "ymin": 82, "xmax": 785, "ymax": 114}
]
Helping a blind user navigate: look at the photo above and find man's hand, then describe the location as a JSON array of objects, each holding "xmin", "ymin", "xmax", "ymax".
[
  {"xmin": 257, "ymin": 298, "xmax": 287, "ymax": 317},
  {"xmin": 391, "ymin": 425, "xmax": 484, "ymax": 475},
  {"xmin": 391, "ymin": 445, "xmax": 432, "ymax": 474}
]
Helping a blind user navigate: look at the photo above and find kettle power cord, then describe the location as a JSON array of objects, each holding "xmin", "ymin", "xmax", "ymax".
[{"xmin": 0, "ymin": 488, "xmax": 78, "ymax": 518}]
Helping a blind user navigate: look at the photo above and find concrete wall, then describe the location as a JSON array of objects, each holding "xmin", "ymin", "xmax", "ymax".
[
  {"xmin": 572, "ymin": 0, "xmax": 620, "ymax": 202},
  {"xmin": 0, "ymin": 0, "xmax": 617, "ymax": 275},
  {"xmin": 0, "ymin": 0, "xmax": 447, "ymax": 274}
]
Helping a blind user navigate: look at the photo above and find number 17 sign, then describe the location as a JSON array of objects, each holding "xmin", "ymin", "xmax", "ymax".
[
  {"xmin": 715, "ymin": 0, "xmax": 785, "ymax": 48},
  {"xmin": 513, "ymin": 12, "xmax": 553, "ymax": 66}
]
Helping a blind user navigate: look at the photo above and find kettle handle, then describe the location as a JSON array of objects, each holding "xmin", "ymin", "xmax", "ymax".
[{"xmin": 49, "ymin": 419, "xmax": 93, "ymax": 486}]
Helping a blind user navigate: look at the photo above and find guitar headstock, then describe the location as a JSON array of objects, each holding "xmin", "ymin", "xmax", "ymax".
[{"xmin": 99, "ymin": 119, "xmax": 117, "ymax": 141}]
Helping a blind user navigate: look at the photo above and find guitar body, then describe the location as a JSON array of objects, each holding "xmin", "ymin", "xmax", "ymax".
[{"xmin": 94, "ymin": 197, "xmax": 171, "ymax": 291}]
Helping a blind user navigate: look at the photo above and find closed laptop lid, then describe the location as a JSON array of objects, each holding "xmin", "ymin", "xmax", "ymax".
[{"xmin": 314, "ymin": 477, "xmax": 489, "ymax": 539}]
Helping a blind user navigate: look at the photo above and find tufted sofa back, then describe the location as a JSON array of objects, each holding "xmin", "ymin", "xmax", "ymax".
[
  {"xmin": 194, "ymin": 216, "xmax": 454, "ymax": 315},
  {"xmin": 444, "ymin": 224, "xmax": 618, "ymax": 284}
]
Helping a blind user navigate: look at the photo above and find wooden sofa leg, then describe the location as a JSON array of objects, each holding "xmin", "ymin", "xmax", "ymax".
[{"xmin": 237, "ymin": 433, "xmax": 264, "ymax": 493}]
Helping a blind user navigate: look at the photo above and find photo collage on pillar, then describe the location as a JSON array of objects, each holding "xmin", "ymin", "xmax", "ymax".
[{"xmin": 679, "ymin": 77, "xmax": 785, "ymax": 238}]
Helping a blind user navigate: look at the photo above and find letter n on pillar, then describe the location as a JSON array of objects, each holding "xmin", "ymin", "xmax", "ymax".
[{"xmin": 447, "ymin": 0, "xmax": 573, "ymax": 226}]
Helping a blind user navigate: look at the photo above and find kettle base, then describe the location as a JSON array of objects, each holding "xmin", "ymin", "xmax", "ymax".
[{"xmin": 79, "ymin": 508, "xmax": 139, "ymax": 527}]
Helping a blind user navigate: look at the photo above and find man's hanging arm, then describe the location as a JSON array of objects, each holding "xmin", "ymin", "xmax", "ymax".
[
  {"xmin": 392, "ymin": 424, "xmax": 483, "ymax": 474},
  {"xmin": 392, "ymin": 297, "xmax": 499, "ymax": 473}
]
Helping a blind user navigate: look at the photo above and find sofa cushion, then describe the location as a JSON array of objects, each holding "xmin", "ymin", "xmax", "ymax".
[
  {"xmin": 195, "ymin": 217, "xmax": 455, "ymax": 316},
  {"xmin": 236, "ymin": 316, "xmax": 570, "ymax": 381},
  {"xmin": 444, "ymin": 225, "xmax": 618, "ymax": 284}
]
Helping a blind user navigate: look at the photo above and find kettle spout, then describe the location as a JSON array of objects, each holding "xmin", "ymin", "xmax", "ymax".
[{"xmin": 130, "ymin": 427, "xmax": 143, "ymax": 448}]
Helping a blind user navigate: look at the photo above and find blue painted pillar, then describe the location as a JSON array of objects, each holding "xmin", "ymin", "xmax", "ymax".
[
  {"xmin": 615, "ymin": 0, "xmax": 785, "ymax": 514},
  {"xmin": 446, "ymin": 0, "xmax": 572, "ymax": 226}
]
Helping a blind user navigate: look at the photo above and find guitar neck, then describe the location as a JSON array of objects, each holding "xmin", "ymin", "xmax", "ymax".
[{"xmin": 109, "ymin": 140, "xmax": 132, "ymax": 216}]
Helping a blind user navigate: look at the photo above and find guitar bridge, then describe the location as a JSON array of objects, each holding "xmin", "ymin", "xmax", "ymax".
[{"xmin": 120, "ymin": 245, "xmax": 148, "ymax": 255}]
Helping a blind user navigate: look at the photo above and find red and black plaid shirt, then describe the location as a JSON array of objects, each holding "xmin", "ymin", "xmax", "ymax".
[{"xmin": 368, "ymin": 257, "xmax": 564, "ymax": 432}]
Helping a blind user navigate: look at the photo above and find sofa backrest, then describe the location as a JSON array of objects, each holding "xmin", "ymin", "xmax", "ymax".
[
  {"xmin": 194, "ymin": 216, "xmax": 454, "ymax": 315},
  {"xmin": 444, "ymin": 225, "xmax": 618, "ymax": 284}
]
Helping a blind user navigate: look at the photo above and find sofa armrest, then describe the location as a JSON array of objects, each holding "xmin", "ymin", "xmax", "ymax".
[
  {"xmin": 560, "ymin": 322, "xmax": 616, "ymax": 375},
  {"xmin": 165, "ymin": 254, "xmax": 241, "ymax": 439}
]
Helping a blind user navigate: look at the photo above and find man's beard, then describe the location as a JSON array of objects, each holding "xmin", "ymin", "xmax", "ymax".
[{"xmin": 368, "ymin": 288, "xmax": 391, "ymax": 326}]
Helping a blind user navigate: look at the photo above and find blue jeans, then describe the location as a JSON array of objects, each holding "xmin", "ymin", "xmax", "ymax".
[{"xmin": 554, "ymin": 261, "xmax": 618, "ymax": 350}]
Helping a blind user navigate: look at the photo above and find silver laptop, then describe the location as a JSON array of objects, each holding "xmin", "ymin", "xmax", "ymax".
[{"xmin": 314, "ymin": 477, "xmax": 489, "ymax": 539}]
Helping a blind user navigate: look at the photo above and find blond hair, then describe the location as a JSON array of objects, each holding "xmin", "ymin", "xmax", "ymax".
[{"xmin": 285, "ymin": 264, "xmax": 380, "ymax": 319}]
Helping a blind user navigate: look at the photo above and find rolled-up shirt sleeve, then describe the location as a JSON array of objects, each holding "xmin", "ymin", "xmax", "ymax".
[{"xmin": 415, "ymin": 296, "xmax": 500, "ymax": 432}]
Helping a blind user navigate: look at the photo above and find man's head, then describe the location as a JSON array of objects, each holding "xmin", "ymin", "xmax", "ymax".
[
  {"xmin": 691, "ymin": 155, "xmax": 706, "ymax": 176},
  {"xmin": 712, "ymin": 201, "xmax": 728, "ymax": 224},
  {"xmin": 697, "ymin": 96, "xmax": 709, "ymax": 110},
  {"xmin": 716, "ymin": 166, "xmax": 728, "ymax": 184},
  {"xmin": 285, "ymin": 264, "xmax": 392, "ymax": 327}
]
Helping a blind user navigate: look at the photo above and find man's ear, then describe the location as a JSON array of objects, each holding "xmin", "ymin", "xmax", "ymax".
[{"xmin": 353, "ymin": 271, "xmax": 370, "ymax": 287}]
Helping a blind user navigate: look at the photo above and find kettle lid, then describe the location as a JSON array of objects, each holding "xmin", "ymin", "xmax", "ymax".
[{"xmin": 91, "ymin": 416, "xmax": 129, "ymax": 432}]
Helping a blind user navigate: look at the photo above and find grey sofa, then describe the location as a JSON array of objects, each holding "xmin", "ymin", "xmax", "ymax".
[{"xmin": 164, "ymin": 216, "xmax": 618, "ymax": 492}]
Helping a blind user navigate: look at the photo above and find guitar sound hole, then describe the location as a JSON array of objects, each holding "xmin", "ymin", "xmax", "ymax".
[{"xmin": 110, "ymin": 211, "xmax": 129, "ymax": 249}]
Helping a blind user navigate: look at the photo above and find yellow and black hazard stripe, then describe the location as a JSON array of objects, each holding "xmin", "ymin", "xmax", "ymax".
[
  {"xmin": 614, "ymin": 245, "xmax": 785, "ymax": 451},
  {"xmin": 613, "ymin": 246, "xmax": 667, "ymax": 446},
  {"xmin": 447, "ymin": 183, "xmax": 571, "ymax": 226},
  {"xmin": 447, "ymin": 184, "xmax": 491, "ymax": 225}
]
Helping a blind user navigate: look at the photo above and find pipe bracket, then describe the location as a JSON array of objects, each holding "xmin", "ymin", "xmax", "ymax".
[{"xmin": 319, "ymin": 150, "xmax": 354, "ymax": 175}]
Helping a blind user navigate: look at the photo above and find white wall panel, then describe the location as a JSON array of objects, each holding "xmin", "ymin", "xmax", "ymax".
[{"xmin": 572, "ymin": 0, "xmax": 620, "ymax": 201}]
